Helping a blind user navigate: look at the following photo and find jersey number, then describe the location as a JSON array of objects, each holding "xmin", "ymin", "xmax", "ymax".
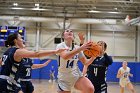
[
  {"xmin": 66, "ymin": 60, "xmax": 74, "ymax": 68},
  {"xmin": 2, "ymin": 55, "xmax": 8, "ymax": 65},
  {"xmin": 26, "ymin": 68, "xmax": 31, "ymax": 76},
  {"xmin": 94, "ymin": 68, "xmax": 98, "ymax": 76}
]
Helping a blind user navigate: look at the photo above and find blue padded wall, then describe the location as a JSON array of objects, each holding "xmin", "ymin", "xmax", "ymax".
[
  {"xmin": 1, "ymin": 59, "xmax": 139, "ymax": 83},
  {"xmin": 31, "ymin": 59, "xmax": 58, "ymax": 79},
  {"xmin": 31, "ymin": 60, "xmax": 140, "ymax": 83}
]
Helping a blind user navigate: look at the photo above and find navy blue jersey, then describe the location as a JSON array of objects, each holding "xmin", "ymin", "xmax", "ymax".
[
  {"xmin": 0, "ymin": 47, "xmax": 20, "ymax": 80},
  {"xmin": 0, "ymin": 47, "xmax": 21, "ymax": 92},
  {"xmin": 18, "ymin": 58, "xmax": 33, "ymax": 79},
  {"xmin": 87, "ymin": 53, "xmax": 113, "ymax": 85}
]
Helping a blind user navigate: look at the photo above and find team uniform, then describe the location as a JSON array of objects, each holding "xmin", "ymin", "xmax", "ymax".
[
  {"xmin": 87, "ymin": 53, "xmax": 113, "ymax": 93},
  {"xmin": 0, "ymin": 47, "xmax": 21, "ymax": 93},
  {"xmin": 56, "ymin": 42, "xmax": 84, "ymax": 91},
  {"xmin": 17, "ymin": 58, "xmax": 34, "ymax": 93},
  {"xmin": 118, "ymin": 67, "xmax": 130, "ymax": 87}
]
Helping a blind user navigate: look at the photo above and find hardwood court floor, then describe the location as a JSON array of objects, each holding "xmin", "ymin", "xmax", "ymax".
[{"xmin": 32, "ymin": 79, "xmax": 140, "ymax": 93}]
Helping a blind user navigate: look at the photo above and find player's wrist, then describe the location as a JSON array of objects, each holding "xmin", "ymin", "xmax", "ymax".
[{"xmin": 77, "ymin": 47, "xmax": 82, "ymax": 52}]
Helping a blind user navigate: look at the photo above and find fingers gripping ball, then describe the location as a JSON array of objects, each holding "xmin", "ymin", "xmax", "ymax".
[{"xmin": 83, "ymin": 42, "xmax": 102, "ymax": 57}]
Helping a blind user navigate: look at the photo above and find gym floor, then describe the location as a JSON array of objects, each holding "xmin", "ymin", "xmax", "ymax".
[{"xmin": 32, "ymin": 79, "xmax": 140, "ymax": 93}]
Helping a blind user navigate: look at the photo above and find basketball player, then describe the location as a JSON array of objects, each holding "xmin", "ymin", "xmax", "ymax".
[
  {"xmin": 78, "ymin": 33, "xmax": 113, "ymax": 93},
  {"xmin": 49, "ymin": 65, "xmax": 55, "ymax": 82},
  {"xmin": 117, "ymin": 61, "xmax": 135, "ymax": 93},
  {"xmin": 18, "ymin": 58, "xmax": 51, "ymax": 93},
  {"xmin": 56, "ymin": 29, "xmax": 98, "ymax": 93},
  {"xmin": 0, "ymin": 33, "xmax": 66, "ymax": 93}
]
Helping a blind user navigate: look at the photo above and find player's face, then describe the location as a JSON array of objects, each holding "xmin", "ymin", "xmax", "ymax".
[
  {"xmin": 97, "ymin": 41, "xmax": 104, "ymax": 52},
  {"xmin": 122, "ymin": 61, "xmax": 127, "ymax": 68},
  {"xmin": 63, "ymin": 29, "xmax": 74, "ymax": 41},
  {"xmin": 16, "ymin": 34, "xmax": 25, "ymax": 48}
]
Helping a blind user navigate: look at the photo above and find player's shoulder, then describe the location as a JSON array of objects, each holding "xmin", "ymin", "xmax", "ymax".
[
  {"xmin": 56, "ymin": 42, "xmax": 65, "ymax": 48},
  {"xmin": 119, "ymin": 67, "xmax": 123, "ymax": 70},
  {"xmin": 57, "ymin": 42, "xmax": 64, "ymax": 46}
]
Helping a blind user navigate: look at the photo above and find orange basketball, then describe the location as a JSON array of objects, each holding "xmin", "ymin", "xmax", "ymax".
[{"xmin": 83, "ymin": 42, "xmax": 102, "ymax": 57}]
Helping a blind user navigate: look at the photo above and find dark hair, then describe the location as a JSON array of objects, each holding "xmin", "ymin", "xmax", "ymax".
[
  {"xmin": 61, "ymin": 31, "xmax": 65, "ymax": 41},
  {"xmin": 104, "ymin": 42, "xmax": 107, "ymax": 51},
  {"xmin": 5, "ymin": 33, "xmax": 19, "ymax": 47}
]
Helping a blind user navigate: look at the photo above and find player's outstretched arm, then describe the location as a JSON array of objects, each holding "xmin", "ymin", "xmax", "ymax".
[
  {"xmin": 82, "ymin": 65, "xmax": 88, "ymax": 76},
  {"xmin": 14, "ymin": 48, "xmax": 66, "ymax": 62},
  {"xmin": 79, "ymin": 54, "xmax": 96, "ymax": 66},
  {"xmin": 58, "ymin": 42, "xmax": 93, "ymax": 60},
  {"xmin": 32, "ymin": 59, "xmax": 52, "ymax": 69},
  {"xmin": 78, "ymin": 32, "xmax": 85, "ymax": 45}
]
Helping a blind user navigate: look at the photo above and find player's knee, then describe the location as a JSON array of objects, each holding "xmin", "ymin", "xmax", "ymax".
[
  {"xmin": 130, "ymin": 88, "xmax": 135, "ymax": 93},
  {"xmin": 86, "ymin": 85, "xmax": 94, "ymax": 93}
]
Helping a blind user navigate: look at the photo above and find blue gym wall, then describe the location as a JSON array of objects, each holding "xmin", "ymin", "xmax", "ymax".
[
  {"xmin": 0, "ymin": 59, "xmax": 140, "ymax": 83},
  {"xmin": 32, "ymin": 59, "xmax": 140, "ymax": 83},
  {"xmin": 31, "ymin": 59, "xmax": 140, "ymax": 83}
]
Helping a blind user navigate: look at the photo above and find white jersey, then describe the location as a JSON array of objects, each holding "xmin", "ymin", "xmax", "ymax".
[
  {"xmin": 119, "ymin": 67, "xmax": 130, "ymax": 87},
  {"xmin": 56, "ymin": 42, "xmax": 84, "ymax": 91}
]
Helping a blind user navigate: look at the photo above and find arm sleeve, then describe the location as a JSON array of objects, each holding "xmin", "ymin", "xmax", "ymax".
[{"xmin": 104, "ymin": 53, "xmax": 113, "ymax": 66}]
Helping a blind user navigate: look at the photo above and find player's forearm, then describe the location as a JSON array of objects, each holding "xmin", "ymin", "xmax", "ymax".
[
  {"xmin": 84, "ymin": 56, "xmax": 96, "ymax": 66},
  {"xmin": 32, "ymin": 64, "xmax": 46, "ymax": 69},
  {"xmin": 37, "ymin": 50, "xmax": 57, "ymax": 58},
  {"xmin": 117, "ymin": 73, "xmax": 123, "ymax": 78},
  {"xmin": 80, "ymin": 40, "xmax": 84, "ymax": 45},
  {"xmin": 62, "ymin": 48, "xmax": 82, "ymax": 60},
  {"xmin": 82, "ymin": 66, "xmax": 88, "ymax": 76}
]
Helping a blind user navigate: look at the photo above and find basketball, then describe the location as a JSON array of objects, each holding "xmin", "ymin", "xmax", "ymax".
[{"xmin": 83, "ymin": 42, "xmax": 102, "ymax": 57}]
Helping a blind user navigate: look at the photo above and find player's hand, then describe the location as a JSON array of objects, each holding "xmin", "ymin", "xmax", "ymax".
[
  {"xmin": 120, "ymin": 73, "xmax": 124, "ymax": 77},
  {"xmin": 80, "ymin": 41, "xmax": 93, "ymax": 50},
  {"xmin": 44, "ymin": 59, "xmax": 52, "ymax": 66},
  {"xmin": 78, "ymin": 32, "xmax": 85, "ymax": 42},
  {"xmin": 129, "ymin": 73, "xmax": 133, "ymax": 77}
]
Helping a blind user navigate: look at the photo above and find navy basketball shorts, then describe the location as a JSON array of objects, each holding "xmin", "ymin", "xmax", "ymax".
[{"xmin": 20, "ymin": 81, "xmax": 34, "ymax": 93}]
